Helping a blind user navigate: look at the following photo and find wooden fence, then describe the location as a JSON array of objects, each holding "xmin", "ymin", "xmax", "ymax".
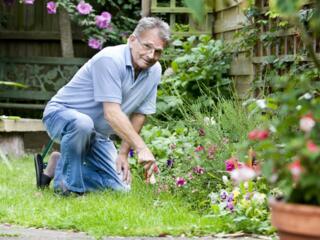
[
  {"xmin": 0, "ymin": 1, "xmax": 93, "ymax": 58},
  {"xmin": 144, "ymin": 0, "xmax": 213, "ymax": 36},
  {"xmin": 145, "ymin": 0, "xmax": 320, "ymax": 97}
]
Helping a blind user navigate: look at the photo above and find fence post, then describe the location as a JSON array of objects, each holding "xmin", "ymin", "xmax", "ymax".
[
  {"xmin": 59, "ymin": 8, "xmax": 74, "ymax": 57},
  {"xmin": 141, "ymin": 0, "xmax": 151, "ymax": 17}
]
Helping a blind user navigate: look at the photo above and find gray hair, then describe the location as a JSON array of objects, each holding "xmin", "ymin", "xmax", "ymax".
[{"xmin": 133, "ymin": 17, "xmax": 171, "ymax": 43}]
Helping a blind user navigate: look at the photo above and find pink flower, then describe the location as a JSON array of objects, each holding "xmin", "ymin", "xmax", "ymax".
[
  {"xmin": 193, "ymin": 166, "xmax": 205, "ymax": 175},
  {"xmin": 195, "ymin": 145, "xmax": 204, "ymax": 152},
  {"xmin": 257, "ymin": 130, "xmax": 269, "ymax": 140},
  {"xmin": 187, "ymin": 172, "xmax": 193, "ymax": 180},
  {"xmin": 300, "ymin": 114, "xmax": 315, "ymax": 133},
  {"xmin": 230, "ymin": 166, "xmax": 256, "ymax": 183},
  {"xmin": 198, "ymin": 128, "xmax": 205, "ymax": 136},
  {"xmin": 248, "ymin": 129, "xmax": 269, "ymax": 140},
  {"xmin": 248, "ymin": 129, "xmax": 259, "ymax": 140},
  {"xmin": 46, "ymin": 1, "xmax": 57, "ymax": 14},
  {"xmin": 176, "ymin": 177, "xmax": 187, "ymax": 187},
  {"xmin": 153, "ymin": 164, "xmax": 159, "ymax": 173},
  {"xmin": 76, "ymin": 1, "xmax": 92, "ymax": 15},
  {"xmin": 225, "ymin": 157, "xmax": 238, "ymax": 171},
  {"xmin": 23, "ymin": 0, "xmax": 35, "ymax": 4},
  {"xmin": 95, "ymin": 11, "xmax": 112, "ymax": 29},
  {"xmin": 288, "ymin": 159, "xmax": 302, "ymax": 182},
  {"xmin": 88, "ymin": 38, "xmax": 102, "ymax": 49},
  {"xmin": 207, "ymin": 144, "xmax": 217, "ymax": 159},
  {"xmin": 307, "ymin": 140, "xmax": 319, "ymax": 153}
]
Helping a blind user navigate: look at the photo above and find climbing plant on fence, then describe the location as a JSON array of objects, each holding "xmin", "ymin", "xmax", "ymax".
[{"xmin": 19, "ymin": 0, "xmax": 140, "ymax": 48}]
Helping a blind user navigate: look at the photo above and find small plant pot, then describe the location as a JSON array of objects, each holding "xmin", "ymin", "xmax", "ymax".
[{"xmin": 269, "ymin": 199, "xmax": 320, "ymax": 240}]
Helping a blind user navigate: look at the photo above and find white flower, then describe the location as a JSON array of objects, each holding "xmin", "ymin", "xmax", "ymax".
[
  {"xmin": 222, "ymin": 175, "xmax": 229, "ymax": 184},
  {"xmin": 296, "ymin": 105, "xmax": 302, "ymax": 111},
  {"xmin": 299, "ymin": 92, "xmax": 312, "ymax": 100},
  {"xmin": 269, "ymin": 125, "xmax": 276, "ymax": 133},
  {"xmin": 230, "ymin": 166, "xmax": 256, "ymax": 183},
  {"xmin": 204, "ymin": 117, "xmax": 216, "ymax": 126},
  {"xmin": 208, "ymin": 192, "xmax": 219, "ymax": 204},
  {"xmin": 299, "ymin": 115, "xmax": 315, "ymax": 133},
  {"xmin": 243, "ymin": 181, "xmax": 249, "ymax": 189},
  {"xmin": 149, "ymin": 174, "xmax": 156, "ymax": 184},
  {"xmin": 256, "ymin": 99, "xmax": 267, "ymax": 109},
  {"xmin": 252, "ymin": 193, "xmax": 266, "ymax": 204}
]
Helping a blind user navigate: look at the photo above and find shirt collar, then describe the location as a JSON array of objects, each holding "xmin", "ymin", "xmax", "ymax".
[{"xmin": 124, "ymin": 44, "xmax": 133, "ymax": 67}]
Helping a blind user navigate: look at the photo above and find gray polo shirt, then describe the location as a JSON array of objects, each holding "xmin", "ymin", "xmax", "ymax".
[{"xmin": 44, "ymin": 44, "xmax": 161, "ymax": 136}]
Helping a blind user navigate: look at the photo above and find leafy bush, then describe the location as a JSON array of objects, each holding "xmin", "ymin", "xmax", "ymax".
[{"xmin": 157, "ymin": 35, "xmax": 233, "ymax": 117}]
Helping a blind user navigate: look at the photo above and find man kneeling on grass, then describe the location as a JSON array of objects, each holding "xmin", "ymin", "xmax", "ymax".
[{"xmin": 35, "ymin": 17, "xmax": 170, "ymax": 195}]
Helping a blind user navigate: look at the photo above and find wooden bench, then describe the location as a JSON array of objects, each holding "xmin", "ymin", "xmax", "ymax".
[
  {"xmin": 0, "ymin": 56, "xmax": 88, "ymax": 113},
  {"xmin": 0, "ymin": 117, "xmax": 47, "ymax": 157},
  {"xmin": 0, "ymin": 57, "xmax": 87, "ymax": 155}
]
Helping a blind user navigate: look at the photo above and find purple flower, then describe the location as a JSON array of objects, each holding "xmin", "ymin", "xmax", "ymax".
[
  {"xmin": 47, "ymin": 1, "xmax": 57, "ymax": 14},
  {"xmin": 227, "ymin": 193, "xmax": 234, "ymax": 202},
  {"xmin": 88, "ymin": 38, "xmax": 102, "ymax": 49},
  {"xmin": 95, "ymin": 11, "xmax": 112, "ymax": 29},
  {"xmin": 129, "ymin": 148, "xmax": 134, "ymax": 158},
  {"xmin": 193, "ymin": 166, "xmax": 205, "ymax": 175},
  {"xmin": 167, "ymin": 159, "xmax": 174, "ymax": 168},
  {"xmin": 176, "ymin": 177, "xmax": 186, "ymax": 187},
  {"xmin": 23, "ymin": 0, "xmax": 35, "ymax": 4},
  {"xmin": 76, "ymin": 1, "xmax": 92, "ymax": 15},
  {"xmin": 245, "ymin": 192, "xmax": 251, "ymax": 200},
  {"xmin": 220, "ymin": 190, "xmax": 228, "ymax": 200},
  {"xmin": 226, "ymin": 201, "xmax": 234, "ymax": 211}
]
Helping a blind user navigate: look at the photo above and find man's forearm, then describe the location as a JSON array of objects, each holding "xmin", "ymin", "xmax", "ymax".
[
  {"xmin": 118, "ymin": 113, "xmax": 146, "ymax": 155},
  {"xmin": 103, "ymin": 103, "xmax": 146, "ymax": 152}
]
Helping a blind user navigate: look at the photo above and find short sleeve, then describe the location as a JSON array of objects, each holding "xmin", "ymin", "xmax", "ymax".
[{"xmin": 92, "ymin": 57, "xmax": 123, "ymax": 103}]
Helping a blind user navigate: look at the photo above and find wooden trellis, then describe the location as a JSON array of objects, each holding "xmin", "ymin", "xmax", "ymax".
[
  {"xmin": 253, "ymin": 0, "xmax": 320, "ymax": 77},
  {"xmin": 142, "ymin": 0, "xmax": 214, "ymax": 36}
]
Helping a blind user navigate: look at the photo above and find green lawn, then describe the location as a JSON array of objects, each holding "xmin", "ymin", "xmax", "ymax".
[{"xmin": 0, "ymin": 156, "xmax": 227, "ymax": 239}]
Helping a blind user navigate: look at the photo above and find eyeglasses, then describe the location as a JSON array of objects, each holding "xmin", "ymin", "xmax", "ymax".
[{"xmin": 135, "ymin": 35, "xmax": 163, "ymax": 58}]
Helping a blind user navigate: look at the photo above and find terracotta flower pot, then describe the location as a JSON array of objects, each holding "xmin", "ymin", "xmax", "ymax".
[{"xmin": 270, "ymin": 200, "xmax": 320, "ymax": 240}]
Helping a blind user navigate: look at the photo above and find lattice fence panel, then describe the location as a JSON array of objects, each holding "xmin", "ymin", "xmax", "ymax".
[
  {"xmin": 150, "ymin": 0, "xmax": 213, "ymax": 36},
  {"xmin": 253, "ymin": 0, "xmax": 320, "ymax": 82}
]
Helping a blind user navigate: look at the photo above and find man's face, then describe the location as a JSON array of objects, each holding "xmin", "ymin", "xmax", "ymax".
[{"xmin": 129, "ymin": 28, "xmax": 166, "ymax": 71}]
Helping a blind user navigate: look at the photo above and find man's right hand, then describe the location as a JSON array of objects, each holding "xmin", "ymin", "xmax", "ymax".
[{"xmin": 137, "ymin": 147, "xmax": 156, "ymax": 180}]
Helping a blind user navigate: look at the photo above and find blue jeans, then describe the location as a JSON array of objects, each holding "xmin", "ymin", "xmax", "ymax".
[{"xmin": 43, "ymin": 103, "xmax": 130, "ymax": 193}]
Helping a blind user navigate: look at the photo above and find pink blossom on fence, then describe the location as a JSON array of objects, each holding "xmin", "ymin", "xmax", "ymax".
[
  {"xmin": 76, "ymin": 1, "xmax": 93, "ymax": 15},
  {"xmin": 4, "ymin": 0, "xmax": 15, "ymax": 6},
  {"xmin": 176, "ymin": 177, "xmax": 186, "ymax": 187},
  {"xmin": 96, "ymin": 11, "xmax": 112, "ymax": 29},
  {"xmin": 88, "ymin": 38, "xmax": 102, "ymax": 49},
  {"xmin": 300, "ymin": 114, "xmax": 315, "ymax": 133},
  {"xmin": 47, "ymin": 1, "xmax": 57, "ymax": 14},
  {"xmin": 23, "ymin": 0, "xmax": 35, "ymax": 4}
]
